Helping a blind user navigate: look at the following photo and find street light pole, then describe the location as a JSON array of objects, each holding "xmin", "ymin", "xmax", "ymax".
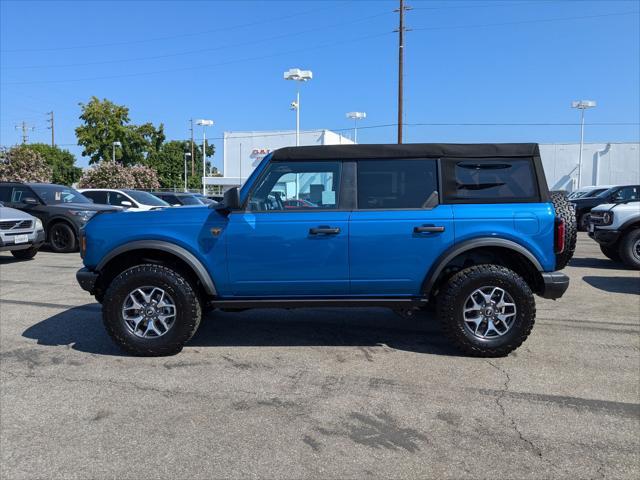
[
  {"xmin": 284, "ymin": 68, "xmax": 312, "ymax": 147},
  {"xmin": 196, "ymin": 119, "xmax": 214, "ymax": 196},
  {"xmin": 184, "ymin": 152, "xmax": 191, "ymax": 192},
  {"xmin": 571, "ymin": 100, "xmax": 597, "ymax": 188},
  {"xmin": 346, "ymin": 112, "xmax": 366, "ymax": 143}
]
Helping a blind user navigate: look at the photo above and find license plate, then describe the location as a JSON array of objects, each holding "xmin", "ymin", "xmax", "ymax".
[
  {"xmin": 13, "ymin": 234, "xmax": 29, "ymax": 244},
  {"xmin": 588, "ymin": 223, "xmax": 595, "ymax": 233}
]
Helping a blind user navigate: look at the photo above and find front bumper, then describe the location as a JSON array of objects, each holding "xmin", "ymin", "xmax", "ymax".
[
  {"xmin": 588, "ymin": 228, "xmax": 621, "ymax": 246},
  {"xmin": 76, "ymin": 267, "xmax": 99, "ymax": 293},
  {"xmin": 540, "ymin": 271, "xmax": 570, "ymax": 299},
  {"xmin": 0, "ymin": 230, "xmax": 45, "ymax": 252}
]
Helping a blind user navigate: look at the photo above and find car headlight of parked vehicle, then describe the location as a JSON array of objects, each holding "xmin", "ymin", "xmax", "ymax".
[
  {"xmin": 602, "ymin": 212, "xmax": 613, "ymax": 225},
  {"xmin": 69, "ymin": 210, "xmax": 97, "ymax": 223},
  {"xmin": 35, "ymin": 218, "xmax": 44, "ymax": 231}
]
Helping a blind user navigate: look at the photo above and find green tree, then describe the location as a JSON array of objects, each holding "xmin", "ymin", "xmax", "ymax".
[
  {"xmin": 0, "ymin": 146, "xmax": 52, "ymax": 183},
  {"xmin": 24, "ymin": 143, "xmax": 82, "ymax": 185},
  {"xmin": 75, "ymin": 96, "xmax": 164, "ymax": 166},
  {"xmin": 77, "ymin": 161, "xmax": 160, "ymax": 190},
  {"xmin": 144, "ymin": 140, "xmax": 214, "ymax": 189}
]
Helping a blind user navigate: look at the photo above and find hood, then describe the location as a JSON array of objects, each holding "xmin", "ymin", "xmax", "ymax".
[
  {"xmin": 48, "ymin": 202, "xmax": 121, "ymax": 212},
  {"xmin": 590, "ymin": 203, "xmax": 616, "ymax": 213},
  {"xmin": 0, "ymin": 206, "xmax": 37, "ymax": 221}
]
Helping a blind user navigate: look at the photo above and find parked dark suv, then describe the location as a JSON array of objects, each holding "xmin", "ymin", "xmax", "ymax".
[
  {"xmin": 0, "ymin": 182, "xmax": 119, "ymax": 253},
  {"xmin": 571, "ymin": 185, "xmax": 640, "ymax": 231}
]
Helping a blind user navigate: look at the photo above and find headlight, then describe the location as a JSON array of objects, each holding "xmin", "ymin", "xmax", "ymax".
[
  {"xmin": 34, "ymin": 218, "xmax": 44, "ymax": 231},
  {"xmin": 603, "ymin": 212, "xmax": 613, "ymax": 225},
  {"xmin": 69, "ymin": 210, "xmax": 97, "ymax": 223}
]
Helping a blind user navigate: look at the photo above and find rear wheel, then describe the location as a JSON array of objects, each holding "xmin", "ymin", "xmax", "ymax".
[
  {"xmin": 550, "ymin": 191, "xmax": 577, "ymax": 269},
  {"xmin": 49, "ymin": 222, "xmax": 77, "ymax": 253},
  {"xmin": 10, "ymin": 246, "xmax": 39, "ymax": 260},
  {"xmin": 600, "ymin": 244, "xmax": 621, "ymax": 262},
  {"xmin": 437, "ymin": 264, "xmax": 536, "ymax": 357},
  {"xmin": 618, "ymin": 229, "xmax": 640, "ymax": 270},
  {"xmin": 102, "ymin": 264, "xmax": 202, "ymax": 356}
]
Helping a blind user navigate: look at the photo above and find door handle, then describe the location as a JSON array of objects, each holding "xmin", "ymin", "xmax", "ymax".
[
  {"xmin": 414, "ymin": 225, "xmax": 445, "ymax": 234},
  {"xmin": 309, "ymin": 227, "xmax": 341, "ymax": 235}
]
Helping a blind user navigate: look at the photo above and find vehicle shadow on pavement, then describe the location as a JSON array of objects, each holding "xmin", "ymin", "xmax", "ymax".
[
  {"xmin": 569, "ymin": 257, "xmax": 625, "ymax": 270},
  {"xmin": 23, "ymin": 305, "xmax": 463, "ymax": 357},
  {"xmin": 582, "ymin": 276, "xmax": 640, "ymax": 295}
]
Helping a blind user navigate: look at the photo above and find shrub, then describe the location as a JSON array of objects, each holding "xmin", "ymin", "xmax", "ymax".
[{"xmin": 0, "ymin": 146, "xmax": 53, "ymax": 183}]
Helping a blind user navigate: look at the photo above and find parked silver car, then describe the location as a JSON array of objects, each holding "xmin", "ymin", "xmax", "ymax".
[{"xmin": 0, "ymin": 202, "xmax": 45, "ymax": 259}]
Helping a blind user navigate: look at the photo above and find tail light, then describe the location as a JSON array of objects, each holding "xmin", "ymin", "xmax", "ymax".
[{"xmin": 555, "ymin": 217, "xmax": 565, "ymax": 254}]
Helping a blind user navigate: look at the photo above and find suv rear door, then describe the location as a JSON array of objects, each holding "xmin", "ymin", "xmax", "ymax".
[
  {"xmin": 224, "ymin": 160, "xmax": 349, "ymax": 296},
  {"xmin": 349, "ymin": 158, "xmax": 454, "ymax": 295}
]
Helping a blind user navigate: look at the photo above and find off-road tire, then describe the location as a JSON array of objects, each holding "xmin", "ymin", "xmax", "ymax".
[
  {"xmin": 550, "ymin": 191, "xmax": 577, "ymax": 269},
  {"xmin": 599, "ymin": 244, "xmax": 621, "ymax": 262},
  {"xmin": 102, "ymin": 264, "xmax": 202, "ymax": 356},
  {"xmin": 10, "ymin": 246, "xmax": 39, "ymax": 260},
  {"xmin": 437, "ymin": 264, "xmax": 536, "ymax": 357},
  {"xmin": 48, "ymin": 222, "xmax": 77, "ymax": 253},
  {"xmin": 618, "ymin": 228, "xmax": 640, "ymax": 270}
]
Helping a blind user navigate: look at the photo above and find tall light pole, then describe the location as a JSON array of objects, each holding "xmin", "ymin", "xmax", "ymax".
[
  {"xmin": 284, "ymin": 68, "xmax": 312, "ymax": 146},
  {"xmin": 112, "ymin": 141, "xmax": 121, "ymax": 162},
  {"xmin": 571, "ymin": 100, "xmax": 597, "ymax": 188},
  {"xmin": 184, "ymin": 152, "xmax": 191, "ymax": 192},
  {"xmin": 196, "ymin": 119, "xmax": 214, "ymax": 195},
  {"xmin": 346, "ymin": 112, "xmax": 366, "ymax": 143}
]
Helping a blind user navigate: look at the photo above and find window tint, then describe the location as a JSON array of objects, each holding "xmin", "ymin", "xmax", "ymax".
[
  {"xmin": 442, "ymin": 158, "xmax": 538, "ymax": 203},
  {"xmin": 108, "ymin": 191, "xmax": 134, "ymax": 207},
  {"xmin": 0, "ymin": 186, "xmax": 11, "ymax": 202},
  {"xmin": 357, "ymin": 159, "xmax": 438, "ymax": 209},
  {"xmin": 83, "ymin": 191, "xmax": 108, "ymax": 204},
  {"xmin": 10, "ymin": 186, "xmax": 35, "ymax": 204},
  {"xmin": 611, "ymin": 186, "xmax": 639, "ymax": 202},
  {"xmin": 161, "ymin": 194, "xmax": 179, "ymax": 205},
  {"xmin": 178, "ymin": 195, "xmax": 203, "ymax": 205},
  {"xmin": 248, "ymin": 161, "xmax": 341, "ymax": 212}
]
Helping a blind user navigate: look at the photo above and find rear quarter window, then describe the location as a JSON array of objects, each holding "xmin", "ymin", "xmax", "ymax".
[{"xmin": 442, "ymin": 157, "xmax": 539, "ymax": 203}]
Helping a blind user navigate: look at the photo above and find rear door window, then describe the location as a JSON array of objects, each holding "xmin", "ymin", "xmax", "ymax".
[
  {"xmin": 356, "ymin": 159, "xmax": 438, "ymax": 209},
  {"xmin": 442, "ymin": 157, "xmax": 539, "ymax": 203}
]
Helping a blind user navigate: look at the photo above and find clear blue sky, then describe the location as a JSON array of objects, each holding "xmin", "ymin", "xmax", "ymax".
[{"xmin": 1, "ymin": 0, "xmax": 639, "ymax": 170}]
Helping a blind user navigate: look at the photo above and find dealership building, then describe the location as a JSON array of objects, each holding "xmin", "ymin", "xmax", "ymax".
[{"xmin": 205, "ymin": 133, "xmax": 639, "ymax": 193}]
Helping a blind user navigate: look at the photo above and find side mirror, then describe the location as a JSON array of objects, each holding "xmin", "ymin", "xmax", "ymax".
[
  {"xmin": 121, "ymin": 200, "xmax": 133, "ymax": 207},
  {"xmin": 23, "ymin": 197, "xmax": 38, "ymax": 205},
  {"xmin": 215, "ymin": 187, "xmax": 240, "ymax": 211}
]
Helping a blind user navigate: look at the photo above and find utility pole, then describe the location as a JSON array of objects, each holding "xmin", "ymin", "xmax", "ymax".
[
  {"xmin": 395, "ymin": 0, "xmax": 410, "ymax": 144},
  {"xmin": 189, "ymin": 118, "xmax": 195, "ymax": 176},
  {"xmin": 15, "ymin": 121, "xmax": 34, "ymax": 144},
  {"xmin": 47, "ymin": 111, "xmax": 55, "ymax": 146}
]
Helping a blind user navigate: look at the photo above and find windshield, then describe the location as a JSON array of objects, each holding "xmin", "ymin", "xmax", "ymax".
[
  {"xmin": 180, "ymin": 195, "xmax": 204, "ymax": 205},
  {"xmin": 31, "ymin": 184, "xmax": 91, "ymax": 205},
  {"xmin": 585, "ymin": 188, "xmax": 607, "ymax": 198},
  {"xmin": 124, "ymin": 190, "xmax": 170, "ymax": 206},
  {"xmin": 596, "ymin": 187, "xmax": 616, "ymax": 198}
]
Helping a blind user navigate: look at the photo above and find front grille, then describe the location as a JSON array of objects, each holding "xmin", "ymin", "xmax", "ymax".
[{"xmin": 0, "ymin": 220, "xmax": 32, "ymax": 230}]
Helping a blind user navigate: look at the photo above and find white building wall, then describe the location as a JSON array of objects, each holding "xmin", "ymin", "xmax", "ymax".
[{"xmin": 539, "ymin": 142, "xmax": 640, "ymax": 191}]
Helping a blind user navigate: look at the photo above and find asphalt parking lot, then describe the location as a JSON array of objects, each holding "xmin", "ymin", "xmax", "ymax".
[{"xmin": 0, "ymin": 233, "xmax": 638, "ymax": 479}]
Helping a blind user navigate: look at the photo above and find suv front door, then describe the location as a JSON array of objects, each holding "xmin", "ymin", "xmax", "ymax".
[
  {"xmin": 224, "ymin": 160, "xmax": 349, "ymax": 296},
  {"xmin": 349, "ymin": 158, "xmax": 454, "ymax": 296}
]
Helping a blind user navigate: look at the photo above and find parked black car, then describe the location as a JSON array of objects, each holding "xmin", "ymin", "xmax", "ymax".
[
  {"xmin": 151, "ymin": 192, "xmax": 205, "ymax": 206},
  {"xmin": 0, "ymin": 182, "xmax": 120, "ymax": 253},
  {"xmin": 571, "ymin": 184, "xmax": 640, "ymax": 231}
]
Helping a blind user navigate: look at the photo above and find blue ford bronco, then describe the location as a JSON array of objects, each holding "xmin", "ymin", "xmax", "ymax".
[{"xmin": 76, "ymin": 143, "xmax": 575, "ymax": 357}]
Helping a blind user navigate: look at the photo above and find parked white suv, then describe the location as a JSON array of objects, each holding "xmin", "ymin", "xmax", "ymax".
[
  {"xmin": 79, "ymin": 189, "xmax": 169, "ymax": 212},
  {"xmin": 0, "ymin": 202, "xmax": 45, "ymax": 259},
  {"xmin": 589, "ymin": 200, "xmax": 640, "ymax": 269}
]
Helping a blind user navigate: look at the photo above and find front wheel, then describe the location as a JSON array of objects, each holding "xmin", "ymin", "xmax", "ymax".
[
  {"xmin": 49, "ymin": 222, "xmax": 77, "ymax": 253},
  {"xmin": 619, "ymin": 229, "xmax": 640, "ymax": 270},
  {"xmin": 10, "ymin": 246, "xmax": 39, "ymax": 260},
  {"xmin": 437, "ymin": 265, "xmax": 536, "ymax": 357},
  {"xmin": 102, "ymin": 264, "xmax": 202, "ymax": 356}
]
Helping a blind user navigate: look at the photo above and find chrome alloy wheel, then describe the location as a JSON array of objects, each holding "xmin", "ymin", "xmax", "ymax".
[
  {"xmin": 122, "ymin": 287, "xmax": 176, "ymax": 338},
  {"xmin": 463, "ymin": 286, "xmax": 517, "ymax": 339}
]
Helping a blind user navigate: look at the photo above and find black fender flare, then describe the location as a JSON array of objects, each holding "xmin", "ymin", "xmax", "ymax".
[
  {"xmin": 96, "ymin": 240, "xmax": 217, "ymax": 296},
  {"xmin": 619, "ymin": 218, "xmax": 640, "ymax": 234},
  {"xmin": 421, "ymin": 238, "xmax": 543, "ymax": 295}
]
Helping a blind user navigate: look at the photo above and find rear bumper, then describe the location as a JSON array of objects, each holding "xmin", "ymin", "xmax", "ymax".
[
  {"xmin": 540, "ymin": 271, "xmax": 570, "ymax": 299},
  {"xmin": 76, "ymin": 267, "xmax": 98, "ymax": 293},
  {"xmin": 588, "ymin": 228, "xmax": 620, "ymax": 246}
]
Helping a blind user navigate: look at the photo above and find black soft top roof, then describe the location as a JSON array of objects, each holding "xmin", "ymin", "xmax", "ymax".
[{"xmin": 271, "ymin": 143, "xmax": 540, "ymax": 161}]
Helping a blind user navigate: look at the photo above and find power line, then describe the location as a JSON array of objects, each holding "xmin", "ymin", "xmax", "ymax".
[
  {"xmin": 14, "ymin": 121, "xmax": 35, "ymax": 144},
  {"xmin": 5, "ymin": 10, "xmax": 393, "ymax": 70},
  {"xmin": 0, "ymin": 3, "xmax": 341, "ymax": 53}
]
